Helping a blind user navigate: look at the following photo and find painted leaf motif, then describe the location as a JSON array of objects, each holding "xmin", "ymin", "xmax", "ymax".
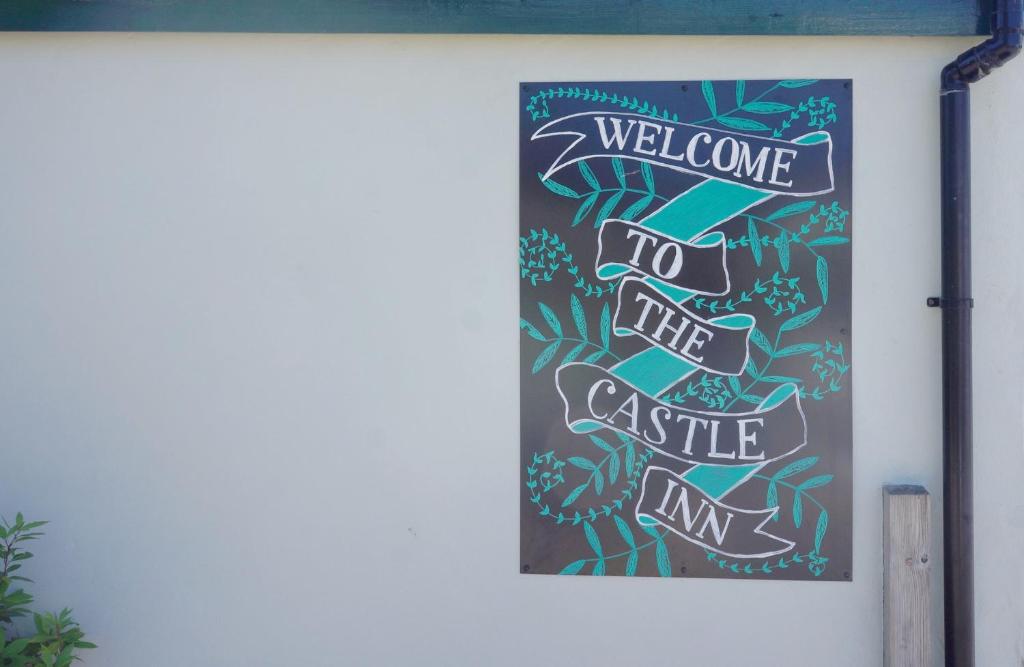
[
  {"xmin": 766, "ymin": 200, "xmax": 816, "ymax": 221},
  {"xmin": 793, "ymin": 493, "xmax": 804, "ymax": 528},
  {"xmin": 808, "ymin": 236, "xmax": 850, "ymax": 246},
  {"xmin": 561, "ymin": 483, "xmax": 588, "ymax": 508},
  {"xmin": 816, "ymin": 255, "xmax": 829, "ymax": 304},
  {"xmin": 620, "ymin": 194, "xmax": 654, "ymax": 221},
  {"xmin": 773, "ymin": 456, "xmax": 818, "ymax": 480},
  {"xmin": 561, "ymin": 342, "xmax": 587, "ymax": 364},
  {"xmin": 776, "ymin": 233, "xmax": 791, "ymax": 272},
  {"xmin": 799, "ymin": 474, "xmax": 834, "ymax": 490},
  {"xmin": 779, "ymin": 79, "xmax": 818, "ymax": 88},
  {"xmin": 519, "ymin": 318, "xmax": 546, "ymax": 342},
  {"xmin": 750, "ymin": 328, "xmax": 773, "ymax": 355},
  {"xmin": 532, "ymin": 341, "xmax": 561, "ymax": 373},
  {"xmin": 578, "ymin": 160, "xmax": 600, "ymax": 190},
  {"xmin": 607, "ymin": 451, "xmax": 620, "ymax": 484},
  {"xmin": 594, "ymin": 190, "xmax": 625, "ymax": 227},
  {"xmin": 568, "ymin": 456, "xmax": 597, "ymax": 471},
  {"xmin": 589, "ymin": 435, "xmax": 615, "ymax": 453},
  {"xmin": 538, "ymin": 173, "xmax": 580, "ymax": 198},
  {"xmin": 611, "ymin": 157, "xmax": 626, "ymax": 188},
  {"xmin": 814, "ymin": 510, "xmax": 829, "ymax": 552},
  {"xmin": 701, "ymin": 80, "xmax": 717, "ymax": 116},
  {"xmin": 735, "ymin": 79, "xmax": 746, "ymax": 107},
  {"xmin": 593, "ymin": 469, "xmax": 604, "ymax": 495},
  {"xmin": 538, "ymin": 302, "xmax": 562, "ymax": 337},
  {"xmin": 570, "ymin": 293, "xmax": 588, "ymax": 340},
  {"xmin": 614, "ymin": 515, "xmax": 636, "ymax": 548},
  {"xmin": 592, "ymin": 559, "xmax": 606, "ymax": 576},
  {"xmin": 716, "ymin": 116, "xmax": 769, "ymax": 132},
  {"xmin": 584, "ymin": 521, "xmax": 603, "ymax": 557},
  {"xmin": 641, "ymin": 161, "xmax": 655, "ymax": 193},
  {"xmin": 559, "ymin": 559, "xmax": 586, "ymax": 575},
  {"xmin": 624, "ymin": 441, "xmax": 636, "ymax": 479},
  {"xmin": 600, "ymin": 302, "xmax": 611, "ymax": 349},
  {"xmin": 774, "ymin": 342, "xmax": 822, "ymax": 357},
  {"xmin": 654, "ymin": 536, "xmax": 671, "ymax": 577},
  {"xmin": 779, "ymin": 306, "xmax": 822, "ymax": 332},
  {"xmin": 625, "ymin": 550, "xmax": 639, "ymax": 577},
  {"xmin": 572, "ymin": 192, "xmax": 600, "ymax": 227},
  {"xmin": 742, "ymin": 101, "xmax": 794, "ymax": 114},
  {"xmin": 747, "ymin": 217, "xmax": 762, "ymax": 266}
]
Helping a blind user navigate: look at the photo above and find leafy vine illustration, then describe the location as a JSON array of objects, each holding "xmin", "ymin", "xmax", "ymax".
[
  {"xmin": 525, "ymin": 80, "xmax": 839, "ymax": 141},
  {"xmin": 537, "ymin": 158, "xmax": 666, "ymax": 229},
  {"xmin": 520, "ymin": 228, "xmax": 619, "ymax": 296},
  {"xmin": 706, "ymin": 456, "xmax": 833, "ymax": 577},
  {"xmin": 520, "ymin": 296, "xmax": 618, "ymax": 371},
  {"xmin": 559, "ymin": 519, "xmax": 673, "ymax": 577}
]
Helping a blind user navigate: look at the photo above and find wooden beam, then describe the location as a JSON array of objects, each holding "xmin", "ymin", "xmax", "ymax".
[
  {"xmin": 0, "ymin": 1, "xmax": 993, "ymax": 36},
  {"xmin": 883, "ymin": 485, "xmax": 933, "ymax": 667}
]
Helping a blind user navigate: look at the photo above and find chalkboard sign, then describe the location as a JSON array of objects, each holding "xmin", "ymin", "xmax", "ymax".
[{"xmin": 519, "ymin": 79, "xmax": 852, "ymax": 581}]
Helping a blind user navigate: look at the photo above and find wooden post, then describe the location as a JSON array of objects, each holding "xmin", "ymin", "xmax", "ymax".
[{"xmin": 883, "ymin": 485, "xmax": 932, "ymax": 666}]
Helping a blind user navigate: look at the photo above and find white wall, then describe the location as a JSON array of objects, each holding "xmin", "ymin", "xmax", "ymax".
[{"xmin": 0, "ymin": 32, "xmax": 1021, "ymax": 666}]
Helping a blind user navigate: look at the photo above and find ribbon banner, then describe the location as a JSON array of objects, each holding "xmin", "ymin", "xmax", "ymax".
[
  {"xmin": 596, "ymin": 219, "xmax": 729, "ymax": 294},
  {"xmin": 636, "ymin": 467, "xmax": 794, "ymax": 558},
  {"xmin": 533, "ymin": 111, "xmax": 835, "ymax": 196},
  {"xmin": 555, "ymin": 362, "xmax": 806, "ymax": 466},
  {"xmin": 520, "ymin": 80, "xmax": 852, "ymax": 580}
]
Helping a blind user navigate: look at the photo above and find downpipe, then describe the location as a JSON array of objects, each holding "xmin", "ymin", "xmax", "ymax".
[{"xmin": 936, "ymin": 1, "xmax": 1022, "ymax": 665}]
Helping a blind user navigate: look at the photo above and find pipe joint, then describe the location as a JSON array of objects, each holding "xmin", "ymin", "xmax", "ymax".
[{"xmin": 942, "ymin": 0, "xmax": 1023, "ymax": 88}]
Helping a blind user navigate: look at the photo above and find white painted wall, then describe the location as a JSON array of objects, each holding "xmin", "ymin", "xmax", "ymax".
[{"xmin": 0, "ymin": 32, "xmax": 1021, "ymax": 666}]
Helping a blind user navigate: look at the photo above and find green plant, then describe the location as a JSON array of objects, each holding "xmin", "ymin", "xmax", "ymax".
[{"xmin": 0, "ymin": 514, "xmax": 94, "ymax": 667}]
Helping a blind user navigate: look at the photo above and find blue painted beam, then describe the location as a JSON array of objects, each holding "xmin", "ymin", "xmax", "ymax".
[{"xmin": 0, "ymin": 1, "xmax": 993, "ymax": 36}]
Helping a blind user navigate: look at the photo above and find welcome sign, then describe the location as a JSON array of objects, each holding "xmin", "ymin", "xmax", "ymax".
[{"xmin": 520, "ymin": 80, "xmax": 852, "ymax": 580}]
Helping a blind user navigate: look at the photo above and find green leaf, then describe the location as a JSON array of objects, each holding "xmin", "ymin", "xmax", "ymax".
[
  {"xmin": 773, "ymin": 456, "xmax": 818, "ymax": 480},
  {"xmin": 747, "ymin": 217, "xmax": 762, "ymax": 266},
  {"xmin": 593, "ymin": 469, "xmax": 605, "ymax": 495},
  {"xmin": 779, "ymin": 79, "xmax": 818, "ymax": 88},
  {"xmin": 562, "ymin": 483, "xmax": 588, "ymax": 507},
  {"xmin": 701, "ymin": 80, "xmax": 717, "ymax": 116},
  {"xmin": 716, "ymin": 116, "xmax": 769, "ymax": 131},
  {"xmin": 728, "ymin": 375, "xmax": 742, "ymax": 394},
  {"xmin": 607, "ymin": 450, "xmax": 620, "ymax": 484},
  {"xmin": 793, "ymin": 493, "xmax": 804, "ymax": 528},
  {"xmin": 538, "ymin": 302, "xmax": 562, "ymax": 337},
  {"xmin": 742, "ymin": 101, "xmax": 794, "ymax": 114},
  {"xmin": 614, "ymin": 515, "xmax": 636, "ymax": 548},
  {"xmin": 766, "ymin": 200, "xmax": 816, "ymax": 221},
  {"xmin": 655, "ymin": 536, "xmax": 671, "ymax": 577},
  {"xmin": 561, "ymin": 341, "xmax": 587, "ymax": 364},
  {"xmin": 559, "ymin": 559, "xmax": 586, "ymax": 575},
  {"xmin": 766, "ymin": 479, "xmax": 779, "ymax": 509},
  {"xmin": 594, "ymin": 190, "xmax": 625, "ymax": 226},
  {"xmin": 735, "ymin": 80, "xmax": 746, "ymax": 107},
  {"xmin": 572, "ymin": 192, "xmax": 600, "ymax": 227},
  {"xmin": 589, "ymin": 435, "xmax": 615, "ymax": 453},
  {"xmin": 584, "ymin": 521, "xmax": 603, "ymax": 557},
  {"xmin": 625, "ymin": 550, "xmax": 639, "ymax": 576},
  {"xmin": 624, "ymin": 440, "xmax": 636, "ymax": 479},
  {"xmin": 759, "ymin": 375, "xmax": 801, "ymax": 384},
  {"xmin": 593, "ymin": 559, "xmax": 606, "ymax": 576},
  {"xmin": 611, "ymin": 157, "xmax": 626, "ymax": 188},
  {"xmin": 570, "ymin": 294, "xmax": 588, "ymax": 340},
  {"xmin": 814, "ymin": 509, "xmax": 829, "ymax": 552},
  {"xmin": 568, "ymin": 456, "xmax": 597, "ymax": 471},
  {"xmin": 750, "ymin": 328, "xmax": 773, "ymax": 356},
  {"xmin": 775, "ymin": 233, "xmax": 790, "ymax": 272},
  {"xmin": 578, "ymin": 160, "xmax": 600, "ymax": 190},
  {"xmin": 600, "ymin": 302, "xmax": 611, "ymax": 349},
  {"xmin": 532, "ymin": 341, "xmax": 561, "ymax": 373},
  {"xmin": 519, "ymin": 318, "xmax": 546, "ymax": 341},
  {"xmin": 816, "ymin": 255, "xmax": 829, "ymax": 304},
  {"xmin": 620, "ymin": 194, "xmax": 654, "ymax": 221},
  {"xmin": 641, "ymin": 161, "xmax": 655, "ymax": 193},
  {"xmin": 799, "ymin": 474, "xmax": 834, "ymax": 490},
  {"xmin": 779, "ymin": 306, "xmax": 822, "ymax": 332},
  {"xmin": 538, "ymin": 173, "xmax": 580, "ymax": 198},
  {"xmin": 774, "ymin": 342, "xmax": 822, "ymax": 357},
  {"xmin": 807, "ymin": 236, "xmax": 850, "ymax": 246}
]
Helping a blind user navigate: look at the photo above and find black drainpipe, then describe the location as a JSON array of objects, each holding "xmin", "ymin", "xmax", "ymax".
[{"xmin": 935, "ymin": 1, "xmax": 1022, "ymax": 665}]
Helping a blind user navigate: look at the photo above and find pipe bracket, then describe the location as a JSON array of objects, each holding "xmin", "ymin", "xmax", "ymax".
[{"xmin": 927, "ymin": 296, "xmax": 974, "ymax": 308}]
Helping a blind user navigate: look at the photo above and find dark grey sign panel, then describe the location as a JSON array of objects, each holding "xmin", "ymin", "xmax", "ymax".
[{"xmin": 520, "ymin": 79, "xmax": 852, "ymax": 581}]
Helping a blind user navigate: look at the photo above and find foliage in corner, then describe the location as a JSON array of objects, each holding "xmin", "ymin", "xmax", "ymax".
[{"xmin": 0, "ymin": 514, "xmax": 95, "ymax": 667}]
